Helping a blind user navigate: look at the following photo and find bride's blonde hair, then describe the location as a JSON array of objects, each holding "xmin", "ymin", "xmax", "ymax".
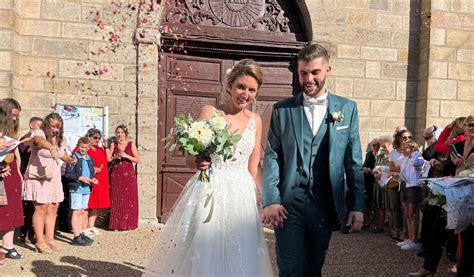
[{"xmin": 226, "ymin": 59, "xmax": 263, "ymax": 94}]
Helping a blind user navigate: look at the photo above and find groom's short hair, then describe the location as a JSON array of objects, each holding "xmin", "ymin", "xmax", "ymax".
[{"xmin": 297, "ymin": 44, "xmax": 330, "ymax": 63}]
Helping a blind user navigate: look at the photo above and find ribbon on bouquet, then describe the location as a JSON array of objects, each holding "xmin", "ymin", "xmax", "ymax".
[{"xmin": 202, "ymin": 167, "xmax": 218, "ymax": 223}]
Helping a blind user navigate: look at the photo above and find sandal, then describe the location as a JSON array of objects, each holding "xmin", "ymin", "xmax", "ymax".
[
  {"xmin": 35, "ymin": 243, "xmax": 53, "ymax": 254},
  {"xmin": 46, "ymin": 240, "xmax": 62, "ymax": 251},
  {"xmin": 1, "ymin": 246, "xmax": 22, "ymax": 259}
]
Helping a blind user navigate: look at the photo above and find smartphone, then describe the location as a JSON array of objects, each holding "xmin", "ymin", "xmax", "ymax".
[{"xmin": 448, "ymin": 144, "xmax": 459, "ymax": 156}]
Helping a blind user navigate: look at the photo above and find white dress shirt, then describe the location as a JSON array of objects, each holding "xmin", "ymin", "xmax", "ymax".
[{"xmin": 303, "ymin": 92, "xmax": 328, "ymax": 136}]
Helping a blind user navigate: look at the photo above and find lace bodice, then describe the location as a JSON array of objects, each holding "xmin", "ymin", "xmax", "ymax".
[{"xmin": 211, "ymin": 114, "xmax": 256, "ymax": 170}]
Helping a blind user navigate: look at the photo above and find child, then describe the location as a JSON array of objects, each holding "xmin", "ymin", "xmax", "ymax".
[
  {"xmin": 399, "ymin": 140, "xmax": 425, "ymax": 251},
  {"xmin": 66, "ymin": 137, "xmax": 98, "ymax": 246}
]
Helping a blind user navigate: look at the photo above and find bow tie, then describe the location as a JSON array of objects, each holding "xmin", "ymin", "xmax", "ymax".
[{"xmin": 304, "ymin": 97, "xmax": 326, "ymax": 106}]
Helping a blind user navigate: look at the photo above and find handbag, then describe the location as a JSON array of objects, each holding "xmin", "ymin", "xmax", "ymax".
[
  {"xmin": 0, "ymin": 179, "xmax": 7, "ymax": 206},
  {"xmin": 27, "ymin": 162, "xmax": 54, "ymax": 181},
  {"xmin": 387, "ymin": 179, "xmax": 399, "ymax": 189}
]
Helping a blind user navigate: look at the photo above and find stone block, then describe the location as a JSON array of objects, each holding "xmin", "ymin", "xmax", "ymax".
[
  {"xmin": 41, "ymin": 1, "xmax": 81, "ymax": 21},
  {"xmin": 361, "ymin": 47, "xmax": 398, "ymax": 61},
  {"xmin": 108, "ymin": 43, "xmax": 136, "ymax": 63},
  {"xmin": 13, "ymin": 75, "xmax": 43, "ymax": 91},
  {"xmin": 0, "ymin": 88, "xmax": 11, "ymax": 99},
  {"xmin": 21, "ymin": 1, "xmax": 40, "ymax": 18},
  {"xmin": 428, "ymin": 79, "xmax": 457, "ymax": 99},
  {"xmin": 32, "ymin": 38, "xmax": 89, "ymax": 59},
  {"xmin": 0, "ymin": 0, "xmax": 12, "ymax": 9},
  {"xmin": 376, "ymin": 14, "xmax": 402, "ymax": 29},
  {"xmin": 139, "ymin": 82, "xmax": 158, "ymax": 98},
  {"xmin": 431, "ymin": 10, "xmax": 474, "ymax": 30},
  {"xmin": 431, "ymin": 1, "xmax": 450, "ymax": 11},
  {"xmin": 0, "ymin": 31, "xmax": 12, "ymax": 50},
  {"xmin": 136, "ymin": 151, "xmax": 156, "ymax": 174},
  {"xmin": 396, "ymin": 81, "xmax": 417, "ymax": 101},
  {"xmin": 369, "ymin": 0, "xmax": 390, "ymax": 10},
  {"xmin": 354, "ymin": 29, "xmax": 391, "ymax": 46},
  {"xmin": 15, "ymin": 91, "xmax": 55, "ymax": 110},
  {"xmin": 108, "ymin": 114, "xmax": 131, "ymax": 130},
  {"xmin": 452, "ymin": 0, "xmax": 474, "ymax": 14},
  {"xmin": 446, "ymin": 29, "xmax": 474, "ymax": 48},
  {"xmin": 426, "ymin": 100, "xmax": 440, "ymax": 117},
  {"xmin": 59, "ymin": 59, "xmax": 99, "ymax": 79},
  {"xmin": 440, "ymin": 101, "xmax": 474, "ymax": 117},
  {"xmin": 82, "ymin": 3, "xmax": 103, "ymax": 23},
  {"xmin": 457, "ymin": 49, "xmax": 474, "ymax": 62},
  {"xmin": 138, "ymin": 111, "xmax": 157, "ymax": 134},
  {"xmin": 331, "ymin": 59, "xmax": 365, "ymax": 78},
  {"xmin": 448, "ymin": 63, "xmax": 474, "ymax": 80},
  {"xmin": 430, "ymin": 28, "xmax": 446, "ymax": 45},
  {"xmin": 330, "ymin": 29, "xmax": 354, "ymax": 44},
  {"xmin": 56, "ymin": 94, "xmax": 97, "ymax": 106},
  {"xmin": 99, "ymin": 62, "xmax": 124, "ymax": 81},
  {"xmin": 0, "ymin": 51, "xmax": 11, "ymax": 71},
  {"xmin": 19, "ymin": 57, "xmax": 57, "ymax": 75},
  {"xmin": 0, "ymin": 72, "xmax": 11, "ymax": 87},
  {"xmin": 138, "ymin": 134, "xmax": 158, "ymax": 151},
  {"xmin": 335, "ymin": 77, "xmax": 353, "ymax": 97},
  {"xmin": 391, "ymin": 31, "xmax": 419, "ymax": 48},
  {"xmin": 381, "ymin": 62, "xmax": 418, "ymax": 80},
  {"xmin": 88, "ymin": 42, "xmax": 109, "ymax": 61},
  {"xmin": 336, "ymin": 44, "xmax": 360, "ymax": 59},
  {"xmin": 386, "ymin": 118, "xmax": 408, "ymax": 132},
  {"xmin": 119, "ymin": 94, "xmax": 137, "ymax": 115},
  {"xmin": 429, "ymin": 46, "xmax": 456, "ymax": 61},
  {"xmin": 19, "ymin": 19, "xmax": 60, "ymax": 37},
  {"xmin": 360, "ymin": 117, "xmax": 386, "ymax": 130},
  {"xmin": 398, "ymin": 48, "xmax": 419, "ymax": 64},
  {"xmin": 429, "ymin": 61, "xmax": 448, "ymax": 79},
  {"xmin": 347, "ymin": 11, "xmax": 375, "ymax": 27},
  {"xmin": 354, "ymin": 79, "xmax": 395, "ymax": 99},
  {"xmin": 365, "ymin": 61, "xmax": 380, "ymax": 78},
  {"xmin": 0, "ymin": 10, "xmax": 12, "ymax": 28},
  {"xmin": 97, "ymin": 96, "xmax": 119, "ymax": 114},
  {"xmin": 336, "ymin": 0, "xmax": 368, "ymax": 9},
  {"xmin": 370, "ymin": 100, "xmax": 405, "ymax": 117},
  {"xmin": 457, "ymin": 81, "xmax": 474, "ymax": 100},
  {"xmin": 62, "ymin": 22, "xmax": 113, "ymax": 41}
]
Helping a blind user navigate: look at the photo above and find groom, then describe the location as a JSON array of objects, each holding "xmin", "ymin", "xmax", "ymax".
[{"xmin": 262, "ymin": 44, "xmax": 365, "ymax": 276}]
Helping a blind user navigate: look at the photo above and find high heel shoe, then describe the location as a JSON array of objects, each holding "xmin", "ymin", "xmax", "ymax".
[
  {"xmin": 46, "ymin": 240, "xmax": 62, "ymax": 251},
  {"xmin": 35, "ymin": 243, "xmax": 53, "ymax": 254}
]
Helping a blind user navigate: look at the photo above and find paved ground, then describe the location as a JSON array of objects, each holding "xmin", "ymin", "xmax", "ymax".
[{"xmin": 1, "ymin": 223, "xmax": 454, "ymax": 276}]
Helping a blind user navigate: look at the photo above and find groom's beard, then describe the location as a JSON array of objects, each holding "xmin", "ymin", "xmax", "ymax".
[{"xmin": 303, "ymin": 77, "xmax": 326, "ymax": 96}]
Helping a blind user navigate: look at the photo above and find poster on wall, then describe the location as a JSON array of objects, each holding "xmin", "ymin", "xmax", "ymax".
[{"xmin": 55, "ymin": 104, "xmax": 109, "ymax": 152}]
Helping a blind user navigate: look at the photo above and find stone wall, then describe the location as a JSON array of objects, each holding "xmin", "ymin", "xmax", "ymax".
[{"xmin": 0, "ymin": 0, "xmax": 161, "ymax": 220}]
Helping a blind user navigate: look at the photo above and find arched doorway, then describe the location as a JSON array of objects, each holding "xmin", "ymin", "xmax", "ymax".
[{"xmin": 157, "ymin": 0, "xmax": 310, "ymax": 221}]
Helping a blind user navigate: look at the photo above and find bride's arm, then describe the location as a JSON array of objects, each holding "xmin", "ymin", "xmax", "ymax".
[{"xmin": 248, "ymin": 114, "xmax": 263, "ymax": 202}]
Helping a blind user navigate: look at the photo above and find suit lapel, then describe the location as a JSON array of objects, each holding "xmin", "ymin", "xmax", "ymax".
[
  {"xmin": 328, "ymin": 93, "xmax": 340, "ymax": 151},
  {"xmin": 290, "ymin": 93, "xmax": 304, "ymax": 160}
]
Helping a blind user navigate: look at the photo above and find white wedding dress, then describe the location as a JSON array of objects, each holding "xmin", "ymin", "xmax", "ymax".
[{"xmin": 144, "ymin": 114, "xmax": 273, "ymax": 277}]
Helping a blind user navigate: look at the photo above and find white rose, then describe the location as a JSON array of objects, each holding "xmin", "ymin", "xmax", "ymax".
[
  {"xmin": 188, "ymin": 121, "xmax": 214, "ymax": 147},
  {"xmin": 209, "ymin": 116, "xmax": 227, "ymax": 131}
]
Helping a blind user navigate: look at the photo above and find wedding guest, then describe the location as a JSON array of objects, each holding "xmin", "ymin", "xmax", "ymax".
[
  {"xmin": 18, "ymin": 116, "xmax": 43, "ymax": 243},
  {"xmin": 106, "ymin": 125, "xmax": 140, "ymax": 231},
  {"xmin": 362, "ymin": 138, "xmax": 379, "ymax": 229},
  {"xmin": 0, "ymin": 99, "xmax": 23, "ymax": 260},
  {"xmin": 65, "ymin": 137, "xmax": 97, "ymax": 246},
  {"xmin": 389, "ymin": 129, "xmax": 412, "ymax": 242},
  {"xmin": 73, "ymin": 128, "xmax": 110, "ymax": 236},
  {"xmin": 371, "ymin": 136, "xmax": 392, "ymax": 234},
  {"xmin": 434, "ymin": 117, "xmax": 466, "ymax": 154},
  {"xmin": 399, "ymin": 140, "xmax": 425, "ymax": 251},
  {"xmin": 22, "ymin": 113, "xmax": 76, "ymax": 253}
]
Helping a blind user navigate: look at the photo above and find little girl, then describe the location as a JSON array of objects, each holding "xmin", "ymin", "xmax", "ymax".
[{"xmin": 399, "ymin": 140, "xmax": 426, "ymax": 251}]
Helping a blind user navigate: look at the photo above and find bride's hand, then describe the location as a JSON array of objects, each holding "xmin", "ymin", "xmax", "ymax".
[
  {"xmin": 195, "ymin": 156, "xmax": 211, "ymax": 170},
  {"xmin": 263, "ymin": 204, "xmax": 287, "ymax": 228}
]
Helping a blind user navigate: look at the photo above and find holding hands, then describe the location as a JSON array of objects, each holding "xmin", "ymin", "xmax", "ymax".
[
  {"xmin": 262, "ymin": 204, "xmax": 288, "ymax": 228},
  {"xmin": 194, "ymin": 156, "xmax": 211, "ymax": 171}
]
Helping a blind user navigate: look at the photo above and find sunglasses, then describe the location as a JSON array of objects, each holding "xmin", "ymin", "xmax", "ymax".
[
  {"xmin": 468, "ymin": 123, "xmax": 474, "ymax": 128},
  {"xmin": 91, "ymin": 136, "xmax": 101, "ymax": 140},
  {"xmin": 402, "ymin": 136, "xmax": 412, "ymax": 139},
  {"xmin": 372, "ymin": 144, "xmax": 380, "ymax": 147}
]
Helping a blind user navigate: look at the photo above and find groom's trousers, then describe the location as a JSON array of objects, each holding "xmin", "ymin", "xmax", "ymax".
[{"xmin": 274, "ymin": 185, "xmax": 336, "ymax": 277}]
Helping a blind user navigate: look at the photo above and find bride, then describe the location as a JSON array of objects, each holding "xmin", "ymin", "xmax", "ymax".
[{"xmin": 144, "ymin": 59, "xmax": 273, "ymax": 276}]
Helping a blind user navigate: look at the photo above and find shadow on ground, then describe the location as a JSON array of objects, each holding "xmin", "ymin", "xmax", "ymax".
[{"xmin": 30, "ymin": 256, "xmax": 143, "ymax": 277}]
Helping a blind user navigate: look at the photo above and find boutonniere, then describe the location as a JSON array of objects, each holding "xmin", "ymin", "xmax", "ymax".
[{"xmin": 331, "ymin": 111, "xmax": 344, "ymax": 125}]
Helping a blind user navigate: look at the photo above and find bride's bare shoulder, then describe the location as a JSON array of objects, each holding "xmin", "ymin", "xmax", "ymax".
[{"xmin": 197, "ymin": 105, "xmax": 217, "ymax": 120}]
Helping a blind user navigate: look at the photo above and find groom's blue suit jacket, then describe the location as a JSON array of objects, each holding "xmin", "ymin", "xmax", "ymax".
[{"xmin": 263, "ymin": 92, "xmax": 365, "ymax": 223}]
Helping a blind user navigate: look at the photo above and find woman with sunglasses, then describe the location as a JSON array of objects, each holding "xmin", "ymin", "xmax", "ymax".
[
  {"xmin": 72, "ymin": 128, "xmax": 110, "ymax": 236},
  {"xmin": 362, "ymin": 139, "xmax": 381, "ymax": 230},
  {"xmin": 388, "ymin": 129, "xmax": 413, "ymax": 243}
]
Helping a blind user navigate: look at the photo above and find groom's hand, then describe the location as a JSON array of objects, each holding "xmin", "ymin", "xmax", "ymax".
[
  {"xmin": 263, "ymin": 204, "xmax": 288, "ymax": 228},
  {"xmin": 195, "ymin": 156, "xmax": 211, "ymax": 170},
  {"xmin": 346, "ymin": 211, "xmax": 364, "ymax": 233}
]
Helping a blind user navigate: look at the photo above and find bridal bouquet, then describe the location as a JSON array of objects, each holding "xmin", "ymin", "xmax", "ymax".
[{"xmin": 164, "ymin": 112, "xmax": 241, "ymax": 222}]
